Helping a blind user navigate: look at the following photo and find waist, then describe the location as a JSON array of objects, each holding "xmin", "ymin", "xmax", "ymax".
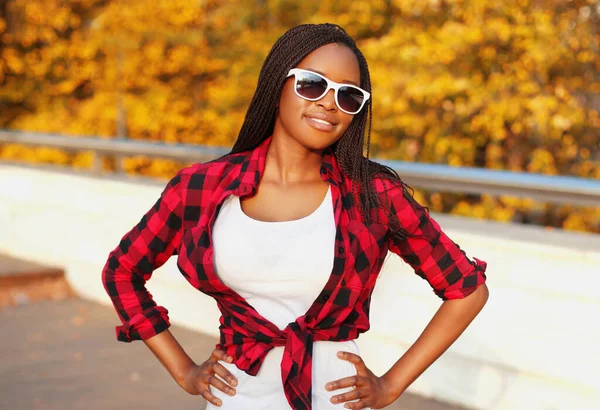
[
  {"xmin": 264, "ymin": 340, "xmax": 360, "ymax": 368},
  {"xmin": 220, "ymin": 340, "xmax": 360, "ymax": 381}
]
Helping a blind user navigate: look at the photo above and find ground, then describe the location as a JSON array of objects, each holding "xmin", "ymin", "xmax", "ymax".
[{"xmin": 1, "ymin": 298, "xmax": 470, "ymax": 410}]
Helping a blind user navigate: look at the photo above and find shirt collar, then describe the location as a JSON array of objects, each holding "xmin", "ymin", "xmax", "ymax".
[{"xmin": 239, "ymin": 136, "xmax": 345, "ymax": 191}]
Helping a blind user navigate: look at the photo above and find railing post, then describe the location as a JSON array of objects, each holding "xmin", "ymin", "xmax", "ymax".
[
  {"xmin": 115, "ymin": 154, "xmax": 124, "ymax": 174},
  {"xmin": 92, "ymin": 152, "xmax": 102, "ymax": 175}
]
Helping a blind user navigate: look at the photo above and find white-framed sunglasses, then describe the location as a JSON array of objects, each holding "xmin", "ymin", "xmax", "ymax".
[{"xmin": 286, "ymin": 68, "xmax": 370, "ymax": 115}]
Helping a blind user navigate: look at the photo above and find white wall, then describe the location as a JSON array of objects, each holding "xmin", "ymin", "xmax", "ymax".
[{"xmin": 1, "ymin": 163, "xmax": 599, "ymax": 410}]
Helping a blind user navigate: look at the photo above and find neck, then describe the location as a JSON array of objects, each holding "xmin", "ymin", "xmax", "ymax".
[{"xmin": 265, "ymin": 129, "xmax": 323, "ymax": 186}]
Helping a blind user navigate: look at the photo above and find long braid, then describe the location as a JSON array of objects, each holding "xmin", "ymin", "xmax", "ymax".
[{"xmin": 231, "ymin": 23, "xmax": 419, "ymax": 241}]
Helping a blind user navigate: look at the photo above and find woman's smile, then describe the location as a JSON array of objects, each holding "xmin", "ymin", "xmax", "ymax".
[
  {"xmin": 303, "ymin": 111, "xmax": 339, "ymax": 133},
  {"xmin": 304, "ymin": 115, "xmax": 337, "ymax": 132}
]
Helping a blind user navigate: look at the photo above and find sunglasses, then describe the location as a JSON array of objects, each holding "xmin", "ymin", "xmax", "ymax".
[{"xmin": 286, "ymin": 68, "xmax": 370, "ymax": 115}]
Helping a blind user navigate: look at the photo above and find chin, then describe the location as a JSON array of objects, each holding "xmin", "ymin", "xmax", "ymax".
[
  {"xmin": 298, "ymin": 126, "xmax": 343, "ymax": 152},
  {"xmin": 298, "ymin": 135, "xmax": 340, "ymax": 152}
]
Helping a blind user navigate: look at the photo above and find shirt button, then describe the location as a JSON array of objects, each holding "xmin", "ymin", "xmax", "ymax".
[
  {"xmin": 320, "ymin": 292, "xmax": 330, "ymax": 302},
  {"xmin": 338, "ymin": 246, "xmax": 345, "ymax": 254}
]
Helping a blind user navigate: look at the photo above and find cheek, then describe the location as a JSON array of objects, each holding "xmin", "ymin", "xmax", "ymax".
[
  {"xmin": 336, "ymin": 114, "xmax": 354, "ymax": 138},
  {"xmin": 279, "ymin": 86, "xmax": 308, "ymax": 121}
]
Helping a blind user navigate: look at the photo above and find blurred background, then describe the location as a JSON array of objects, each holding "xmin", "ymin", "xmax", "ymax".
[
  {"xmin": 1, "ymin": 0, "xmax": 599, "ymax": 231},
  {"xmin": 0, "ymin": 1, "xmax": 599, "ymax": 410}
]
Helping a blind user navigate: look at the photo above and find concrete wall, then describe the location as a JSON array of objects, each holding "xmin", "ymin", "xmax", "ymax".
[{"xmin": 1, "ymin": 163, "xmax": 599, "ymax": 410}]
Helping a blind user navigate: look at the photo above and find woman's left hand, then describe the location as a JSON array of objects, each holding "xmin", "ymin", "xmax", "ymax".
[{"xmin": 325, "ymin": 351, "xmax": 398, "ymax": 409}]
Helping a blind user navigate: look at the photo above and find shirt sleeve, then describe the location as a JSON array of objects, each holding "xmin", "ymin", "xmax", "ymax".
[
  {"xmin": 377, "ymin": 178, "xmax": 487, "ymax": 300},
  {"xmin": 102, "ymin": 171, "xmax": 184, "ymax": 342}
]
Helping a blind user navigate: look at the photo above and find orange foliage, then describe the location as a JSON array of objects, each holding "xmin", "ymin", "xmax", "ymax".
[{"xmin": 0, "ymin": 0, "xmax": 599, "ymax": 232}]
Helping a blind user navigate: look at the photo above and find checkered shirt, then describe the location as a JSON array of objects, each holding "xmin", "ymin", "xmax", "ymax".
[{"xmin": 102, "ymin": 136, "xmax": 487, "ymax": 409}]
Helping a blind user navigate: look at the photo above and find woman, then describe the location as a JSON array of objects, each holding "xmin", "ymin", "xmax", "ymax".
[{"xmin": 102, "ymin": 23, "xmax": 488, "ymax": 410}]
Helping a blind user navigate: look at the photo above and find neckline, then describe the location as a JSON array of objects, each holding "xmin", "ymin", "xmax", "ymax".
[{"xmin": 235, "ymin": 185, "xmax": 331, "ymax": 225}]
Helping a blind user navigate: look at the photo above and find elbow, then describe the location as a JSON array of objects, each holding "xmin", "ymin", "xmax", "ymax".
[
  {"xmin": 442, "ymin": 283, "xmax": 489, "ymax": 319},
  {"xmin": 101, "ymin": 254, "xmax": 119, "ymax": 294},
  {"xmin": 445, "ymin": 282, "xmax": 489, "ymax": 310},
  {"xmin": 479, "ymin": 282, "xmax": 490, "ymax": 303},
  {"xmin": 471, "ymin": 283, "xmax": 489, "ymax": 312}
]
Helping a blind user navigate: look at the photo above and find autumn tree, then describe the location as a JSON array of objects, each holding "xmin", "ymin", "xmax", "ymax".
[{"xmin": 1, "ymin": 0, "xmax": 598, "ymax": 231}]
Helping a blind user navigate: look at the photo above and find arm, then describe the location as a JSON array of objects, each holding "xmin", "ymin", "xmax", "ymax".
[
  {"xmin": 382, "ymin": 283, "xmax": 489, "ymax": 398},
  {"xmin": 382, "ymin": 181, "xmax": 489, "ymax": 399},
  {"xmin": 327, "ymin": 180, "xmax": 488, "ymax": 409},
  {"xmin": 102, "ymin": 171, "xmax": 239, "ymax": 406},
  {"xmin": 144, "ymin": 328, "xmax": 239, "ymax": 405},
  {"xmin": 144, "ymin": 329, "xmax": 196, "ymax": 389},
  {"xmin": 329, "ymin": 285, "xmax": 488, "ymax": 409},
  {"xmin": 101, "ymin": 171, "xmax": 184, "ymax": 342}
]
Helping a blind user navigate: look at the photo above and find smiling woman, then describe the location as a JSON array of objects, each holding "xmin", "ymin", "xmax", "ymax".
[{"xmin": 102, "ymin": 23, "xmax": 488, "ymax": 410}]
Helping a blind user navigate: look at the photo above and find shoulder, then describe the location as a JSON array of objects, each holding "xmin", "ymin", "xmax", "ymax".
[
  {"xmin": 173, "ymin": 150, "xmax": 251, "ymax": 189},
  {"xmin": 368, "ymin": 161, "xmax": 406, "ymax": 201},
  {"xmin": 367, "ymin": 161, "xmax": 428, "ymax": 225}
]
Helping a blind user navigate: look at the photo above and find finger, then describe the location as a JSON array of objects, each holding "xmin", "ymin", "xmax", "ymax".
[
  {"xmin": 337, "ymin": 351, "xmax": 364, "ymax": 365},
  {"xmin": 200, "ymin": 388, "xmax": 223, "ymax": 407},
  {"xmin": 204, "ymin": 373, "xmax": 236, "ymax": 396},
  {"xmin": 337, "ymin": 351, "xmax": 367, "ymax": 373},
  {"xmin": 330, "ymin": 387, "xmax": 362, "ymax": 405},
  {"xmin": 210, "ymin": 349, "xmax": 234, "ymax": 363},
  {"xmin": 326, "ymin": 375, "xmax": 360, "ymax": 391},
  {"xmin": 343, "ymin": 399, "xmax": 369, "ymax": 409},
  {"xmin": 212, "ymin": 361, "xmax": 239, "ymax": 388}
]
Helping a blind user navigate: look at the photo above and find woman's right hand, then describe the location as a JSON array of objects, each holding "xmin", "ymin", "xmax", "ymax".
[{"xmin": 180, "ymin": 349, "xmax": 238, "ymax": 407}]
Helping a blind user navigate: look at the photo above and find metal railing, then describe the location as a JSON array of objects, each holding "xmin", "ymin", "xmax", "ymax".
[{"xmin": 1, "ymin": 130, "xmax": 599, "ymax": 207}]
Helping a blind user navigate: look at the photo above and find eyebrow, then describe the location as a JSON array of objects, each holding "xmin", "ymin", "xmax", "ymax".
[{"xmin": 306, "ymin": 68, "xmax": 359, "ymax": 86}]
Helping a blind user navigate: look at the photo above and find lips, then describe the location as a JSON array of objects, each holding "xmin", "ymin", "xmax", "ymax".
[
  {"xmin": 304, "ymin": 112, "xmax": 338, "ymax": 132},
  {"xmin": 304, "ymin": 112, "xmax": 338, "ymax": 126}
]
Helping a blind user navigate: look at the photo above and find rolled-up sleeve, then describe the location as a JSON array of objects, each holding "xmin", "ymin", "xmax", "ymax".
[
  {"xmin": 102, "ymin": 171, "xmax": 184, "ymax": 342},
  {"xmin": 378, "ymin": 178, "xmax": 487, "ymax": 300}
]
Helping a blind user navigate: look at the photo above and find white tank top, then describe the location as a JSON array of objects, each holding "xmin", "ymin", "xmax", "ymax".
[{"xmin": 210, "ymin": 186, "xmax": 362, "ymax": 409}]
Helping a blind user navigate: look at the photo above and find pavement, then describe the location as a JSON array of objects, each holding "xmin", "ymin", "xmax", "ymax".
[{"xmin": 0, "ymin": 253, "xmax": 469, "ymax": 410}]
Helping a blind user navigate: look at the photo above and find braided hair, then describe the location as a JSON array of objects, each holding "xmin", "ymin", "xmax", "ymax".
[{"xmin": 231, "ymin": 23, "xmax": 417, "ymax": 241}]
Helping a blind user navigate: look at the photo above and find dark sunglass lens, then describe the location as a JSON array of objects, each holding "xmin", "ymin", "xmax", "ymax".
[
  {"xmin": 296, "ymin": 73, "xmax": 327, "ymax": 99},
  {"xmin": 338, "ymin": 86, "xmax": 364, "ymax": 113}
]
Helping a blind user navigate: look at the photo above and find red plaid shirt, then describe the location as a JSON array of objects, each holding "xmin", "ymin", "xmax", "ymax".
[{"xmin": 102, "ymin": 136, "xmax": 487, "ymax": 410}]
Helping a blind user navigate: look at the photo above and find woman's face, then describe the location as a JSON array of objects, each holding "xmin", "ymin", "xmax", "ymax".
[{"xmin": 274, "ymin": 43, "xmax": 362, "ymax": 152}]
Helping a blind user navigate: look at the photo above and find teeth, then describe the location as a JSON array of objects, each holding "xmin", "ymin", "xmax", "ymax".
[{"xmin": 310, "ymin": 118, "xmax": 332, "ymax": 125}]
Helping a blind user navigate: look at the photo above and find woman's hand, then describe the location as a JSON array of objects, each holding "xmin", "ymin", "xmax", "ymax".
[
  {"xmin": 180, "ymin": 349, "xmax": 238, "ymax": 407},
  {"xmin": 326, "ymin": 351, "xmax": 398, "ymax": 409}
]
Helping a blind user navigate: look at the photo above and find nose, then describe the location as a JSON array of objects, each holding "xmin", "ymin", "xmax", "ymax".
[{"xmin": 316, "ymin": 89, "xmax": 337, "ymax": 111}]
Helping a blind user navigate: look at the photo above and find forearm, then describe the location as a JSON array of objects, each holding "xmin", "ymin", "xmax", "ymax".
[
  {"xmin": 143, "ymin": 329, "xmax": 196, "ymax": 387},
  {"xmin": 383, "ymin": 284, "xmax": 489, "ymax": 397}
]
